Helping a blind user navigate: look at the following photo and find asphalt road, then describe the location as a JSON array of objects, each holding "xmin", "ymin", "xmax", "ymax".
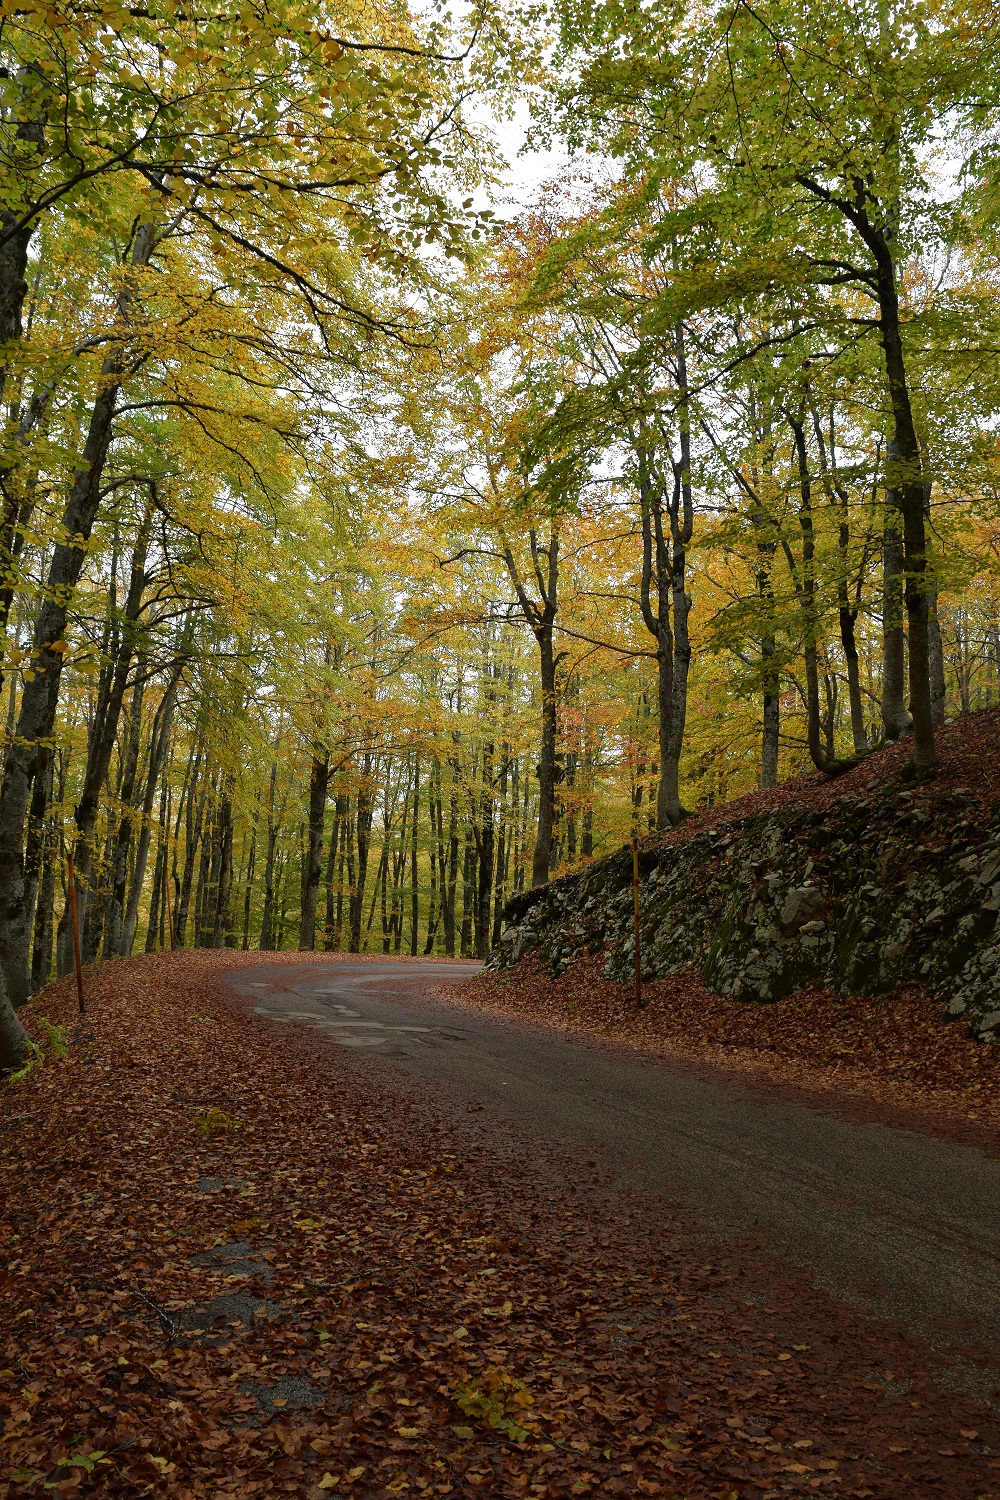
[{"xmin": 225, "ymin": 958, "xmax": 1000, "ymax": 1396}]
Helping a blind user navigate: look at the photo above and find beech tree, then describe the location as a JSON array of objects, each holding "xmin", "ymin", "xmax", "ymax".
[{"xmin": 544, "ymin": 0, "xmax": 1000, "ymax": 776}]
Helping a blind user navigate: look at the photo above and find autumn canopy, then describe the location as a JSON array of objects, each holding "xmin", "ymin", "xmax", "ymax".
[{"xmin": 1, "ymin": 0, "xmax": 1000, "ymax": 1064}]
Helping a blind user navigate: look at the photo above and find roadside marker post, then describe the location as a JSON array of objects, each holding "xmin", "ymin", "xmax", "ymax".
[
  {"xmin": 67, "ymin": 852, "xmax": 86, "ymax": 1015},
  {"xmin": 632, "ymin": 835, "xmax": 644, "ymax": 1010},
  {"xmin": 164, "ymin": 869, "xmax": 176, "ymax": 951}
]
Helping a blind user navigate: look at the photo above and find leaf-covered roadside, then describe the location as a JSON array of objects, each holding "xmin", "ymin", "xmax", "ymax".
[
  {"xmin": 458, "ymin": 954, "xmax": 1000, "ymax": 1153},
  {"xmin": 3, "ymin": 952, "xmax": 999, "ymax": 1498}
]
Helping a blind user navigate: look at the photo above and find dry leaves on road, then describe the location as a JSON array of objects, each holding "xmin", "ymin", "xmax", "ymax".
[{"xmin": 2, "ymin": 950, "xmax": 999, "ymax": 1499}]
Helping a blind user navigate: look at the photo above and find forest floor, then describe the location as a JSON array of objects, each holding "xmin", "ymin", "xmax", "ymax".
[{"xmin": 3, "ymin": 951, "xmax": 1000, "ymax": 1499}]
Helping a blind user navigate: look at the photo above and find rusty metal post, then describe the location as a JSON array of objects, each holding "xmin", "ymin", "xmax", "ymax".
[
  {"xmin": 164, "ymin": 867, "xmax": 176, "ymax": 952},
  {"xmin": 67, "ymin": 852, "xmax": 86, "ymax": 1014},
  {"xmin": 632, "ymin": 835, "xmax": 643, "ymax": 1010}
]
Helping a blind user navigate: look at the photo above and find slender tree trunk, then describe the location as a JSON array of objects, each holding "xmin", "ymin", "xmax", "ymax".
[
  {"xmin": 30, "ymin": 802, "xmax": 56, "ymax": 991},
  {"xmin": 534, "ymin": 625, "xmax": 558, "ymax": 885},
  {"xmin": 145, "ymin": 760, "xmax": 172, "ymax": 952},
  {"xmin": 175, "ymin": 756, "xmax": 207, "ymax": 951},
  {"xmin": 104, "ymin": 676, "xmax": 146, "ymax": 957},
  {"xmin": 325, "ymin": 791, "xmax": 348, "ymax": 950},
  {"xmin": 502, "ymin": 530, "xmax": 560, "ymax": 887},
  {"xmin": 23, "ymin": 745, "xmax": 51, "ymax": 968},
  {"xmin": 349, "ymin": 764, "xmax": 374, "ymax": 952},
  {"xmin": 298, "ymin": 750, "xmax": 329, "ymax": 950},
  {"xmin": 442, "ymin": 763, "xmax": 459, "ymax": 954},
  {"xmin": 786, "ymin": 415, "xmax": 857, "ymax": 775},
  {"xmin": 57, "ymin": 505, "xmax": 152, "ymax": 971},
  {"xmin": 492, "ymin": 749, "xmax": 509, "ymax": 947},
  {"xmin": 258, "ymin": 760, "xmax": 279, "ymax": 950},
  {"xmin": 881, "ymin": 456, "xmax": 911, "ymax": 740},
  {"xmin": 926, "ymin": 559, "xmax": 947, "ymax": 727},
  {"xmin": 410, "ymin": 759, "xmax": 420, "ymax": 956},
  {"xmin": 873, "ymin": 250, "xmax": 936, "ymax": 770},
  {"xmin": 424, "ymin": 765, "xmax": 441, "ymax": 955},
  {"xmin": 460, "ymin": 830, "xmax": 475, "ymax": 958},
  {"xmin": 211, "ymin": 781, "xmax": 234, "ymax": 948},
  {"xmin": 474, "ymin": 740, "xmax": 494, "ymax": 958},
  {"xmin": 241, "ymin": 815, "xmax": 257, "ymax": 951},
  {"xmin": 122, "ymin": 685, "xmax": 179, "ymax": 955}
]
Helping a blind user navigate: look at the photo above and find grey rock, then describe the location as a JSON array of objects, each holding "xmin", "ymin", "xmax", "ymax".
[
  {"xmin": 780, "ymin": 886, "xmax": 825, "ymax": 931},
  {"xmin": 488, "ymin": 787, "xmax": 1000, "ymax": 1044}
]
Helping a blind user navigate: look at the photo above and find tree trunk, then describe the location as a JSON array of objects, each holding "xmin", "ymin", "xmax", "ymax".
[
  {"xmin": 104, "ymin": 676, "xmax": 146, "ymax": 958},
  {"xmin": 787, "ymin": 415, "xmax": 857, "ymax": 776},
  {"xmin": 928, "ymin": 598, "xmax": 947, "ymax": 725},
  {"xmin": 57, "ymin": 504, "xmax": 152, "ymax": 972},
  {"xmin": 534, "ymin": 624, "xmax": 558, "ymax": 885},
  {"xmin": 460, "ymin": 830, "xmax": 475, "ymax": 958},
  {"xmin": 474, "ymin": 741, "xmax": 494, "ymax": 958},
  {"xmin": 0, "ymin": 220, "xmax": 157, "ymax": 1003},
  {"xmin": 410, "ymin": 760, "xmax": 420, "ymax": 956},
  {"xmin": 258, "ymin": 760, "xmax": 279, "ymax": 950},
  {"xmin": 0, "ymin": 963, "xmax": 29, "ymax": 1072},
  {"xmin": 872, "ymin": 247, "xmax": 936, "ymax": 771},
  {"xmin": 881, "ymin": 455, "xmax": 911, "ymax": 741},
  {"xmin": 298, "ymin": 750, "xmax": 329, "ymax": 950},
  {"xmin": 502, "ymin": 531, "xmax": 560, "ymax": 887},
  {"xmin": 122, "ymin": 679, "xmax": 179, "ymax": 954},
  {"xmin": 210, "ymin": 783, "xmax": 234, "ymax": 948},
  {"xmin": 349, "ymin": 765, "xmax": 374, "ymax": 952},
  {"xmin": 443, "ymin": 765, "xmax": 459, "ymax": 955},
  {"xmin": 325, "ymin": 790, "xmax": 348, "ymax": 949},
  {"xmin": 175, "ymin": 755, "xmax": 206, "ymax": 951}
]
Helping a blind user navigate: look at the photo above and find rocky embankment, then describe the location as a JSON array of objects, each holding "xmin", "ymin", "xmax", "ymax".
[{"xmin": 490, "ymin": 770, "xmax": 1000, "ymax": 1044}]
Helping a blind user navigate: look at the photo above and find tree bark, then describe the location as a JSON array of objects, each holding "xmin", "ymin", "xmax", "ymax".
[
  {"xmin": 0, "ymin": 962, "xmax": 28, "ymax": 1072},
  {"xmin": 210, "ymin": 781, "xmax": 234, "ymax": 948},
  {"xmin": 871, "ymin": 243, "xmax": 936, "ymax": 770},
  {"xmin": 881, "ymin": 444, "xmax": 911, "ymax": 741},
  {"xmin": 56, "ymin": 503, "xmax": 153, "ymax": 972},
  {"xmin": 121, "ymin": 673, "xmax": 180, "ymax": 954},
  {"xmin": 787, "ymin": 415, "xmax": 858, "ymax": 776},
  {"xmin": 298, "ymin": 750, "xmax": 329, "ymax": 950},
  {"xmin": 0, "ymin": 220, "xmax": 156, "ymax": 1004},
  {"xmin": 502, "ymin": 530, "xmax": 560, "ymax": 887},
  {"xmin": 348, "ymin": 760, "xmax": 374, "ymax": 952},
  {"xmin": 409, "ymin": 759, "xmax": 420, "ymax": 956},
  {"xmin": 635, "ymin": 328, "xmax": 694, "ymax": 829}
]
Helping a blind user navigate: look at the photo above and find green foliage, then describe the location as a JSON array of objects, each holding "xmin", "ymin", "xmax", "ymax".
[
  {"xmin": 451, "ymin": 1368, "xmax": 537, "ymax": 1441},
  {"xmin": 1, "ymin": 1017, "xmax": 70, "ymax": 1090},
  {"xmin": 35, "ymin": 1017, "xmax": 69, "ymax": 1059},
  {"xmin": 195, "ymin": 1107, "xmax": 239, "ymax": 1139}
]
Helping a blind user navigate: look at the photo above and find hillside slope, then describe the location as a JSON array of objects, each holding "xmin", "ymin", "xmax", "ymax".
[{"xmin": 490, "ymin": 708, "xmax": 1000, "ymax": 1045}]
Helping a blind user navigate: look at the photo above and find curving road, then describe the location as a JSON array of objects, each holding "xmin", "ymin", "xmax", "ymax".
[{"xmin": 224, "ymin": 958, "xmax": 1000, "ymax": 1400}]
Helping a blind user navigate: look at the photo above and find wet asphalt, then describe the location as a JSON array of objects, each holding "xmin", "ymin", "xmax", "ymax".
[{"xmin": 224, "ymin": 959, "xmax": 1000, "ymax": 1396}]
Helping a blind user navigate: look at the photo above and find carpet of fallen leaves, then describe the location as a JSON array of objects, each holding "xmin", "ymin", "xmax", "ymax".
[
  {"xmin": 3, "ymin": 949, "xmax": 1000, "ymax": 1500},
  {"xmin": 633, "ymin": 706, "xmax": 1000, "ymax": 851}
]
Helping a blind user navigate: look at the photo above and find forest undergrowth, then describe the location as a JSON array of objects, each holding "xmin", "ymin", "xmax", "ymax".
[{"xmin": 3, "ymin": 951, "xmax": 1000, "ymax": 1498}]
